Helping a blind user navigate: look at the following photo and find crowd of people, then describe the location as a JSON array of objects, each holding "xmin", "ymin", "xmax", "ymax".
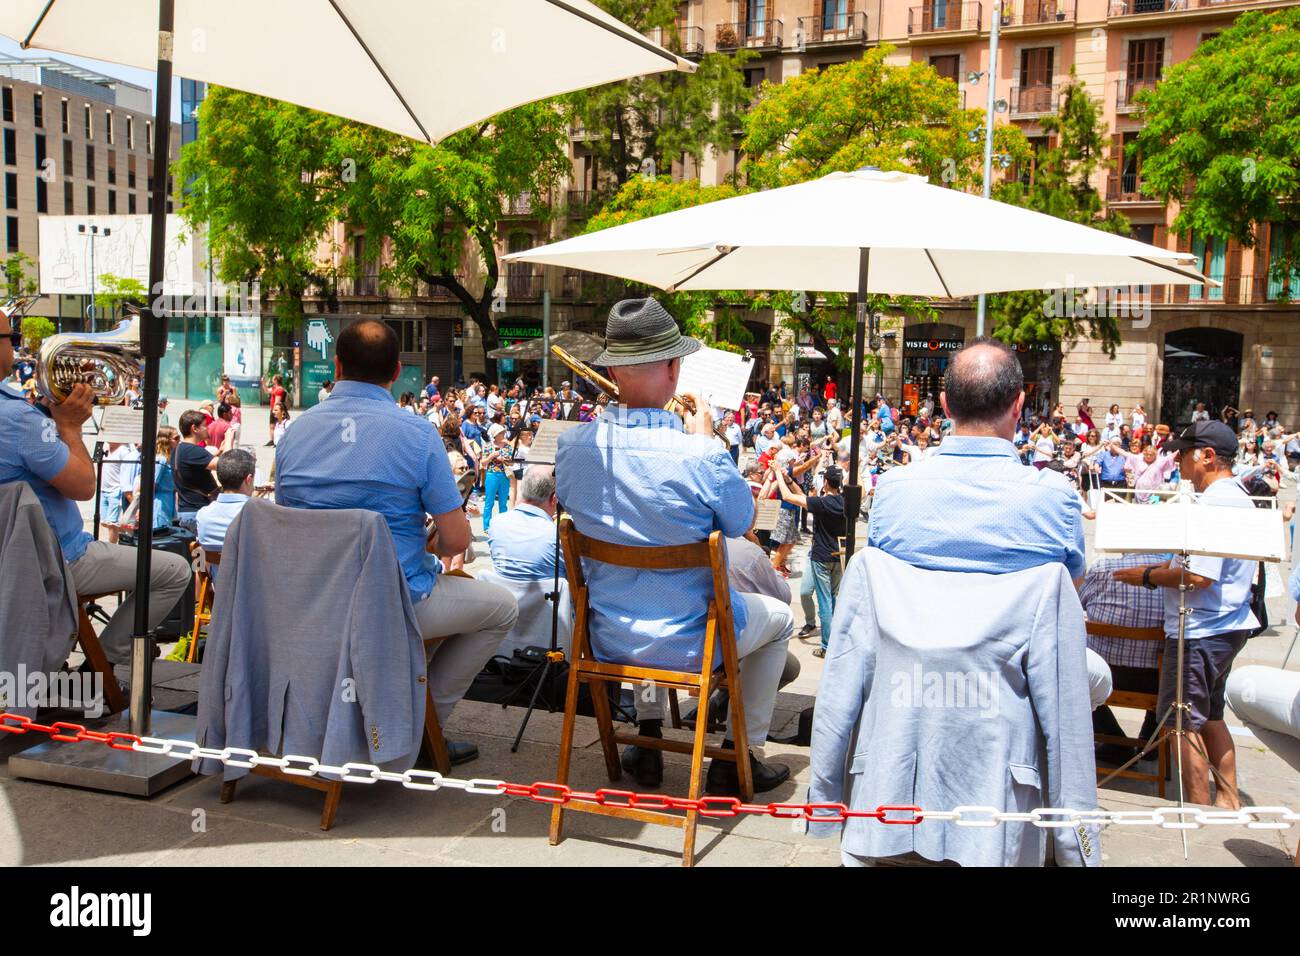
[{"xmin": 4, "ymin": 300, "xmax": 1299, "ymax": 868}]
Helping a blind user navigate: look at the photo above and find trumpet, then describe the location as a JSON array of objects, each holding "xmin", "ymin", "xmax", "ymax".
[{"xmin": 550, "ymin": 344, "xmax": 729, "ymax": 445}]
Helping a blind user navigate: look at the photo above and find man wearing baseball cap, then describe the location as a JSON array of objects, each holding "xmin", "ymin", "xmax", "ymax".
[{"xmin": 1113, "ymin": 420, "xmax": 1257, "ymax": 809}]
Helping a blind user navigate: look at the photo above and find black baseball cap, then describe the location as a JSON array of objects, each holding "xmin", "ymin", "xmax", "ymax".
[{"xmin": 1164, "ymin": 421, "xmax": 1237, "ymax": 458}]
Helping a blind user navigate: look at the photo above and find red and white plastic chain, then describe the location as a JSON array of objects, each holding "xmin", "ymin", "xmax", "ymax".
[{"xmin": 4, "ymin": 713, "xmax": 1297, "ymax": 830}]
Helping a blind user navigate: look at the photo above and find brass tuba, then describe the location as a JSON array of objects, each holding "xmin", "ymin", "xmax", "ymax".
[{"xmin": 35, "ymin": 312, "xmax": 144, "ymax": 407}]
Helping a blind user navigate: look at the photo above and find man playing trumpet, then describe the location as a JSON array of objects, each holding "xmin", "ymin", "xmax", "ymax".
[{"xmin": 556, "ymin": 297, "xmax": 794, "ymax": 795}]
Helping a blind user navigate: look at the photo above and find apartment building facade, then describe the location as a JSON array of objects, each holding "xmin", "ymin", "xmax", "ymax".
[
  {"xmin": 307, "ymin": 0, "xmax": 1298, "ymax": 426},
  {"xmin": 0, "ymin": 55, "xmax": 181, "ymax": 329}
]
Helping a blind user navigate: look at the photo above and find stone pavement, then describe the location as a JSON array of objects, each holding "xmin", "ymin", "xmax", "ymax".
[{"xmin": 2, "ymin": 398, "xmax": 1295, "ymax": 867}]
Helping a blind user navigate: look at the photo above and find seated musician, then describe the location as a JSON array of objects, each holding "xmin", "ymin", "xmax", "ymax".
[
  {"xmin": 0, "ymin": 311, "xmax": 191, "ymax": 671},
  {"xmin": 556, "ymin": 297, "xmax": 794, "ymax": 795},
  {"xmin": 486, "ymin": 465, "xmax": 563, "ymax": 582},
  {"xmin": 275, "ymin": 319, "xmax": 518, "ymax": 766},
  {"xmin": 195, "ymin": 449, "xmax": 257, "ymax": 581}
]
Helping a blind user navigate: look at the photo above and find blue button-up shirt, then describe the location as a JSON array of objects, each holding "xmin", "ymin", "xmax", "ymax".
[
  {"xmin": 1097, "ymin": 449, "xmax": 1127, "ymax": 482},
  {"xmin": 275, "ymin": 380, "xmax": 462, "ymax": 602},
  {"xmin": 196, "ymin": 492, "xmax": 251, "ymax": 551},
  {"xmin": 867, "ymin": 435, "xmax": 1086, "ymax": 579},
  {"xmin": 1166, "ymin": 477, "xmax": 1259, "ymax": 639},
  {"xmin": 486, "ymin": 502, "xmax": 563, "ymax": 581},
  {"xmin": 0, "ymin": 384, "xmax": 91, "ymax": 563},
  {"xmin": 557, "ymin": 405, "xmax": 754, "ymax": 670}
]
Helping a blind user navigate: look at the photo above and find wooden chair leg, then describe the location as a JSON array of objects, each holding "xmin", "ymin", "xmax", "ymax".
[
  {"xmin": 668, "ymin": 689, "xmax": 682, "ymax": 729},
  {"xmin": 77, "ymin": 607, "xmax": 127, "ymax": 715},
  {"xmin": 725, "ymin": 674, "xmax": 754, "ymax": 803},
  {"xmin": 320, "ymin": 780, "xmax": 344, "ymax": 831},
  {"xmin": 186, "ymin": 574, "xmax": 208, "ymax": 664},
  {"xmin": 549, "ymin": 652, "xmax": 585, "ymax": 847},
  {"xmin": 681, "ymin": 682, "xmax": 714, "ymax": 868},
  {"xmin": 423, "ymin": 686, "xmax": 451, "ymax": 775},
  {"xmin": 589, "ymin": 678, "xmax": 621, "ymax": 782}
]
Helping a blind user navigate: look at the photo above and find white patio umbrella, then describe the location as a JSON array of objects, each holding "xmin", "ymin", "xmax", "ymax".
[
  {"xmin": 505, "ymin": 168, "xmax": 1213, "ymax": 556},
  {"xmin": 0, "ymin": 0, "xmax": 692, "ymax": 736}
]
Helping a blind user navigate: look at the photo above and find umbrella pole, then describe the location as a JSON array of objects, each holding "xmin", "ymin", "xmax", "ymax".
[
  {"xmin": 128, "ymin": 0, "xmax": 177, "ymax": 738},
  {"xmin": 843, "ymin": 248, "xmax": 869, "ymax": 562}
]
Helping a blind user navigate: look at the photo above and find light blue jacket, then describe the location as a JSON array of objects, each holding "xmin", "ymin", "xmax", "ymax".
[
  {"xmin": 808, "ymin": 547, "xmax": 1100, "ymax": 867},
  {"xmin": 195, "ymin": 500, "xmax": 426, "ymax": 780}
]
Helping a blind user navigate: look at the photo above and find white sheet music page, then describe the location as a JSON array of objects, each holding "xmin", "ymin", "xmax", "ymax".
[
  {"xmin": 677, "ymin": 346, "xmax": 754, "ymax": 412},
  {"xmin": 1095, "ymin": 499, "xmax": 1284, "ymax": 561}
]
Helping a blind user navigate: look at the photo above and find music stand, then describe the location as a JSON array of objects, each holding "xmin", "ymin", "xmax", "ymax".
[{"xmin": 1093, "ymin": 486, "xmax": 1285, "ymax": 857}]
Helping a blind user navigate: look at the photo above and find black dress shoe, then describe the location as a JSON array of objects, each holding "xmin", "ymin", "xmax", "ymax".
[
  {"xmin": 620, "ymin": 745, "xmax": 664, "ymax": 788},
  {"xmin": 705, "ymin": 749, "xmax": 790, "ymax": 796},
  {"xmin": 447, "ymin": 740, "xmax": 479, "ymax": 766}
]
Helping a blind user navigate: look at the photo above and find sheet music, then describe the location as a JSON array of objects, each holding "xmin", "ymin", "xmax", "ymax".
[
  {"xmin": 99, "ymin": 406, "xmax": 146, "ymax": 443},
  {"xmin": 754, "ymin": 498, "xmax": 782, "ymax": 532},
  {"xmin": 1095, "ymin": 500, "xmax": 1285, "ymax": 561},
  {"xmin": 527, "ymin": 419, "xmax": 584, "ymax": 465},
  {"xmin": 677, "ymin": 346, "xmax": 754, "ymax": 412}
]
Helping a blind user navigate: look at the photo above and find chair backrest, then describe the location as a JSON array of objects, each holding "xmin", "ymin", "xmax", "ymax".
[
  {"xmin": 558, "ymin": 516, "xmax": 736, "ymax": 667},
  {"xmin": 1085, "ymin": 620, "xmax": 1164, "ymax": 642}
]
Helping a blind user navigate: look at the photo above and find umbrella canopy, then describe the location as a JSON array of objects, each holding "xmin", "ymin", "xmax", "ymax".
[
  {"xmin": 1, "ymin": 0, "xmax": 693, "ymax": 143},
  {"xmin": 487, "ymin": 329, "xmax": 605, "ymax": 362},
  {"xmin": 505, "ymin": 168, "xmax": 1210, "ymax": 294}
]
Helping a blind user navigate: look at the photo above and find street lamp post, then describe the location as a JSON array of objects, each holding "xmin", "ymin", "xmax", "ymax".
[
  {"xmin": 77, "ymin": 222, "xmax": 111, "ymax": 331},
  {"xmin": 975, "ymin": 7, "xmax": 1001, "ymax": 337}
]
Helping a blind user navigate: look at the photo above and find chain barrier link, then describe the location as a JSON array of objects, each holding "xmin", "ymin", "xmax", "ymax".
[{"xmin": 4, "ymin": 714, "xmax": 1298, "ymax": 830}]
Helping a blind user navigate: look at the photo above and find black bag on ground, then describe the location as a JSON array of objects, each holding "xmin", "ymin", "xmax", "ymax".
[{"xmin": 117, "ymin": 526, "xmax": 196, "ymax": 640}]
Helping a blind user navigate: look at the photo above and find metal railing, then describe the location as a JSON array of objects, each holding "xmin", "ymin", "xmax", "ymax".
[
  {"xmin": 504, "ymin": 271, "xmax": 545, "ymax": 300},
  {"xmin": 1116, "ymin": 75, "xmax": 1159, "ymax": 111},
  {"xmin": 908, "ymin": 2, "xmax": 983, "ymax": 34},
  {"xmin": 1010, "ymin": 83, "xmax": 1060, "ymax": 115},
  {"xmin": 502, "ymin": 192, "xmax": 535, "ymax": 217},
  {"xmin": 645, "ymin": 24, "xmax": 706, "ymax": 56},
  {"xmin": 566, "ymin": 189, "xmax": 598, "ymax": 218},
  {"xmin": 794, "ymin": 11, "xmax": 869, "ymax": 46},
  {"xmin": 1109, "ymin": 0, "xmax": 1267, "ymax": 15},
  {"xmin": 1105, "ymin": 171, "xmax": 1154, "ymax": 202},
  {"xmin": 1000, "ymin": 0, "xmax": 1076, "ymax": 25},
  {"xmin": 715, "ymin": 19, "xmax": 784, "ymax": 50}
]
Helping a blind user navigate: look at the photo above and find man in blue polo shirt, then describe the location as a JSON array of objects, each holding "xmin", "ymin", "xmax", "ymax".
[
  {"xmin": 486, "ymin": 465, "xmax": 563, "ymax": 581},
  {"xmin": 0, "ymin": 311, "xmax": 189, "ymax": 670},
  {"xmin": 275, "ymin": 319, "xmax": 517, "ymax": 765}
]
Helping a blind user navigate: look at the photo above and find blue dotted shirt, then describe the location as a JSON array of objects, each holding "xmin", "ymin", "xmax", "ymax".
[
  {"xmin": 557, "ymin": 405, "xmax": 754, "ymax": 670},
  {"xmin": 275, "ymin": 380, "xmax": 462, "ymax": 602}
]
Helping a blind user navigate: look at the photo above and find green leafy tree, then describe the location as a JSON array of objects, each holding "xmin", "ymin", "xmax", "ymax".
[
  {"xmin": 565, "ymin": 1, "xmax": 754, "ymax": 194},
  {"xmin": 177, "ymin": 87, "xmax": 354, "ymax": 328},
  {"xmin": 988, "ymin": 77, "xmax": 1130, "ymax": 355},
  {"xmin": 21, "ymin": 315, "xmax": 55, "ymax": 352},
  {"xmin": 2, "ymin": 252, "xmax": 38, "ymax": 298},
  {"xmin": 1133, "ymin": 9, "xmax": 1300, "ymax": 290},
  {"xmin": 93, "ymin": 274, "xmax": 149, "ymax": 327}
]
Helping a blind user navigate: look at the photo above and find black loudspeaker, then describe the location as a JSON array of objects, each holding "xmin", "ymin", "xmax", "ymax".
[{"xmin": 117, "ymin": 527, "xmax": 196, "ymax": 639}]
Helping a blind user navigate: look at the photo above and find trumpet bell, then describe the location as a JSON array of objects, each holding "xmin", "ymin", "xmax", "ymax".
[{"xmin": 35, "ymin": 317, "xmax": 144, "ymax": 407}]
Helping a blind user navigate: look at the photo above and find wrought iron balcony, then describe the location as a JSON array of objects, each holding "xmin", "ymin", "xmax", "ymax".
[
  {"xmin": 793, "ymin": 11, "xmax": 869, "ymax": 47},
  {"xmin": 1116, "ymin": 75, "xmax": 1159, "ymax": 111},
  {"xmin": 504, "ymin": 271, "xmax": 545, "ymax": 300},
  {"xmin": 715, "ymin": 19, "xmax": 783, "ymax": 50},
  {"xmin": 1000, "ymin": 0, "xmax": 1075, "ymax": 26},
  {"xmin": 908, "ymin": 2, "xmax": 983, "ymax": 35},
  {"xmin": 1009, "ymin": 83, "xmax": 1060, "ymax": 116}
]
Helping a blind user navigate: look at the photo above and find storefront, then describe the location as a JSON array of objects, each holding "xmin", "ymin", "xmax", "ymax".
[
  {"xmin": 1014, "ymin": 341, "xmax": 1060, "ymax": 421},
  {"xmin": 495, "ymin": 319, "xmax": 543, "ymax": 382},
  {"xmin": 901, "ymin": 323, "xmax": 965, "ymax": 416}
]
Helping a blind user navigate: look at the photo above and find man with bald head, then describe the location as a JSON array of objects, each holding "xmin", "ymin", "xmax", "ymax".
[{"xmin": 867, "ymin": 337, "xmax": 1085, "ymax": 579}]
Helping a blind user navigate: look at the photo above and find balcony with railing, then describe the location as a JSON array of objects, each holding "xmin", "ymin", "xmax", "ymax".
[
  {"xmin": 1116, "ymin": 75, "xmax": 1159, "ymax": 112},
  {"xmin": 794, "ymin": 11, "xmax": 869, "ymax": 47},
  {"xmin": 566, "ymin": 189, "xmax": 598, "ymax": 219},
  {"xmin": 716, "ymin": 19, "xmax": 783, "ymax": 51},
  {"xmin": 1000, "ymin": 0, "xmax": 1076, "ymax": 27},
  {"xmin": 1010, "ymin": 83, "xmax": 1060, "ymax": 116},
  {"xmin": 502, "ymin": 192, "xmax": 536, "ymax": 217},
  {"xmin": 1108, "ymin": 0, "xmax": 1275, "ymax": 17},
  {"xmin": 908, "ymin": 2, "xmax": 983, "ymax": 36},
  {"xmin": 504, "ymin": 270, "xmax": 545, "ymax": 300},
  {"xmin": 646, "ymin": 24, "xmax": 705, "ymax": 57},
  {"xmin": 1105, "ymin": 169, "xmax": 1158, "ymax": 203}
]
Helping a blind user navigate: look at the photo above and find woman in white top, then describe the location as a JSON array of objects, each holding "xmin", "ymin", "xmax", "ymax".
[
  {"xmin": 1130, "ymin": 404, "xmax": 1146, "ymax": 434},
  {"xmin": 271, "ymin": 402, "xmax": 292, "ymax": 446},
  {"xmin": 1104, "ymin": 403, "xmax": 1123, "ymax": 431}
]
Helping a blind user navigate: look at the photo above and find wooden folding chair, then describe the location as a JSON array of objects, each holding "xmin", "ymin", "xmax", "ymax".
[
  {"xmin": 550, "ymin": 517, "xmax": 751, "ymax": 867},
  {"xmin": 74, "ymin": 594, "xmax": 128, "ymax": 715},
  {"xmin": 1089, "ymin": 621, "xmax": 1170, "ymax": 799},
  {"xmin": 185, "ymin": 544, "xmax": 219, "ymax": 664}
]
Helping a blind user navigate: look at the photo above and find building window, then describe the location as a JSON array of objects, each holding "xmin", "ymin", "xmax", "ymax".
[
  {"xmin": 930, "ymin": 54, "xmax": 960, "ymax": 83},
  {"xmin": 107, "ymin": 151, "xmax": 116, "ymax": 184},
  {"xmin": 743, "ymin": 66, "xmax": 765, "ymax": 88},
  {"xmin": 35, "ymin": 176, "xmax": 47, "ymax": 214},
  {"xmin": 63, "ymin": 139, "xmax": 73, "ymax": 178},
  {"xmin": 85, "ymin": 144, "xmax": 94, "ymax": 180},
  {"xmin": 84, "ymin": 103, "xmax": 92, "ymax": 139},
  {"xmin": 822, "ymin": 0, "xmax": 848, "ymax": 31},
  {"xmin": 33, "ymin": 92, "xmax": 42, "ymax": 129},
  {"xmin": 60, "ymin": 98, "xmax": 69, "ymax": 134},
  {"xmin": 127, "ymin": 192, "xmax": 136, "ymax": 214},
  {"xmin": 6, "ymin": 216, "xmax": 17, "ymax": 253},
  {"xmin": 1189, "ymin": 235, "xmax": 1226, "ymax": 301},
  {"xmin": 5, "ymin": 172, "xmax": 16, "ymax": 210},
  {"xmin": 63, "ymin": 178, "xmax": 72, "ymax": 214},
  {"xmin": 1, "ymin": 87, "xmax": 12, "ymax": 123},
  {"xmin": 127, "ymin": 115, "xmax": 134, "ymax": 149},
  {"xmin": 145, "ymin": 121, "xmax": 152, "ymax": 154},
  {"xmin": 1127, "ymin": 37, "xmax": 1164, "ymax": 97},
  {"xmin": 127, "ymin": 154, "xmax": 135, "ymax": 188},
  {"xmin": 3, "ymin": 129, "xmax": 14, "ymax": 167},
  {"xmin": 34, "ymin": 134, "xmax": 46, "ymax": 170},
  {"xmin": 108, "ymin": 189, "xmax": 116, "ymax": 214},
  {"xmin": 86, "ymin": 185, "xmax": 95, "ymax": 214},
  {"xmin": 105, "ymin": 109, "xmax": 114, "ymax": 144}
]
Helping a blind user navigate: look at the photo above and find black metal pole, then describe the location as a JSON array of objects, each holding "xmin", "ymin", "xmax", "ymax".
[
  {"xmin": 843, "ymin": 248, "xmax": 869, "ymax": 561},
  {"xmin": 129, "ymin": 0, "xmax": 176, "ymax": 737}
]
